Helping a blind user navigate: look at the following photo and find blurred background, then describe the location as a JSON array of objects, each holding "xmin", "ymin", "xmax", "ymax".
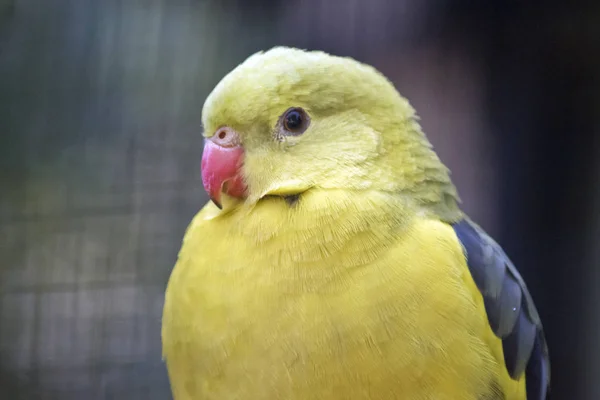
[{"xmin": 0, "ymin": 0, "xmax": 598, "ymax": 399}]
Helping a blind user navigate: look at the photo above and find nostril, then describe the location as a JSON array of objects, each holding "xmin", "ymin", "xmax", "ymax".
[{"xmin": 211, "ymin": 127, "xmax": 240, "ymax": 148}]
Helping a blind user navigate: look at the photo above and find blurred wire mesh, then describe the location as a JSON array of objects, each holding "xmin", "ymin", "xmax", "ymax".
[
  {"xmin": 0, "ymin": 1, "xmax": 230, "ymax": 398},
  {"xmin": 1, "ymin": 0, "xmax": 598, "ymax": 399}
]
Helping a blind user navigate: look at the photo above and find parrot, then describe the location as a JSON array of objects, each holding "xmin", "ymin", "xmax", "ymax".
[{"xmin": 161, "ymin": 47, "xmax": 550, "ymax": 400}]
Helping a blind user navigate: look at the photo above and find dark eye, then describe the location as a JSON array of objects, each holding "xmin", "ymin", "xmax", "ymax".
[{"xmin": 282, "ymin": 107, "xmax": 310, "ymax": 135}]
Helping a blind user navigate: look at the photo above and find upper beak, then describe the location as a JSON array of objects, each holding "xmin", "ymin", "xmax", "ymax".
[{"xmin": 201, "ymin": 129, "xmax": 247, "ymax": 209}]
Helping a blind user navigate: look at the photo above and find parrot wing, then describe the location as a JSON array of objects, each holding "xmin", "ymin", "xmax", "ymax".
[{"xmin": 452, "ymin": 219, "xmax": 550, "ymax": 400}]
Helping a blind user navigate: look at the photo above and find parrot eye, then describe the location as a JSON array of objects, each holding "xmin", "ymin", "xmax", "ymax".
[{"xmin": 281, "ymin": 107, "xmax": 310, "ymax": 136}]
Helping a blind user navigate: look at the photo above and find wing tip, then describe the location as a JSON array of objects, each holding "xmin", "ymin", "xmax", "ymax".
[{"xmin": 525, "ymin": 331, "xmax": 551, "ymax": 400}]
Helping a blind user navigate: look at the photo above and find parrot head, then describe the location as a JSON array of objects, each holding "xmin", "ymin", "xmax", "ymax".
[{"xmin": 201, "ymin": 47, "xmax": 459, "ymax": 217}]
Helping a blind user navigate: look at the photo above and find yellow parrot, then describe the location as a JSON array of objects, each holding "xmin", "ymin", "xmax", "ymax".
[{"xmin": 162, "ymin": 47, "xmax": 550, "ymax": 400}]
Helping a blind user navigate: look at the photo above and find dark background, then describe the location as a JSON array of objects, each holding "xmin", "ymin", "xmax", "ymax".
[{"xmin": 1, "ymin": 1, "xmax": 598, "ymax": 399}]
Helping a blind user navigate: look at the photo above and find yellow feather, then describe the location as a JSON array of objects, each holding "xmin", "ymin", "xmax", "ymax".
[
  {"xmin": 162, "ymin": 47, "xmax": 528, "ymax": 399},
  {"xmin": 163, "ymin": 191, "xmax": 525, "ymax": 399}
]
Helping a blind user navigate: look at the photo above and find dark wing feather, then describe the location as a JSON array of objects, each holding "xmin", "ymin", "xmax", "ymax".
[{"xmin": 452, "ymin": 219, "xmax": 550, "ymax": 400}]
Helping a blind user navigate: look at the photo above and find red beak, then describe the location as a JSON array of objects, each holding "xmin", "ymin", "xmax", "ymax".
[{"xmin": 201, "ymin": 132, "xmax": 247, "ymax": 209}]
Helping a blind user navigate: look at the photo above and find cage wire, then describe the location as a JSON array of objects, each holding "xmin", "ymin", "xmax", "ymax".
[{"xmin": 0, "ymin": 1, "xmax": 245, "ymax": 398}]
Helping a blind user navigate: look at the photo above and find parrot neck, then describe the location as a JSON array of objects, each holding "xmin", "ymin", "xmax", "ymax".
[
  {"xmin": 374, "ymin": 122, "xmax": 464, "ymax": 224},
  {"xmin": 211, "ymin": 187, "xmax": 457, "ymax": 273},
  {"xmin": 196, "ymin": 186, "xmax": 463, "ymax": 296},
  {"xmin": 209, "ymin": 189, "xmax": 412, "ymax": 280},
  {"xmin": 402, "ymin": 185, "xmax": 463, "ymax": 223}
]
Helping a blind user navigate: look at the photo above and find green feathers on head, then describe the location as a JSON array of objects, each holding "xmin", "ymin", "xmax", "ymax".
[{"xmin": 202, "ymin": 47, "xmax": 461, "ymax": 221}]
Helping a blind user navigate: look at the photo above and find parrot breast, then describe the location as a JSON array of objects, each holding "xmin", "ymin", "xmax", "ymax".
[{"xmin": 162, "ymin": 189, "xmax": 526, "ymax": 400}]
